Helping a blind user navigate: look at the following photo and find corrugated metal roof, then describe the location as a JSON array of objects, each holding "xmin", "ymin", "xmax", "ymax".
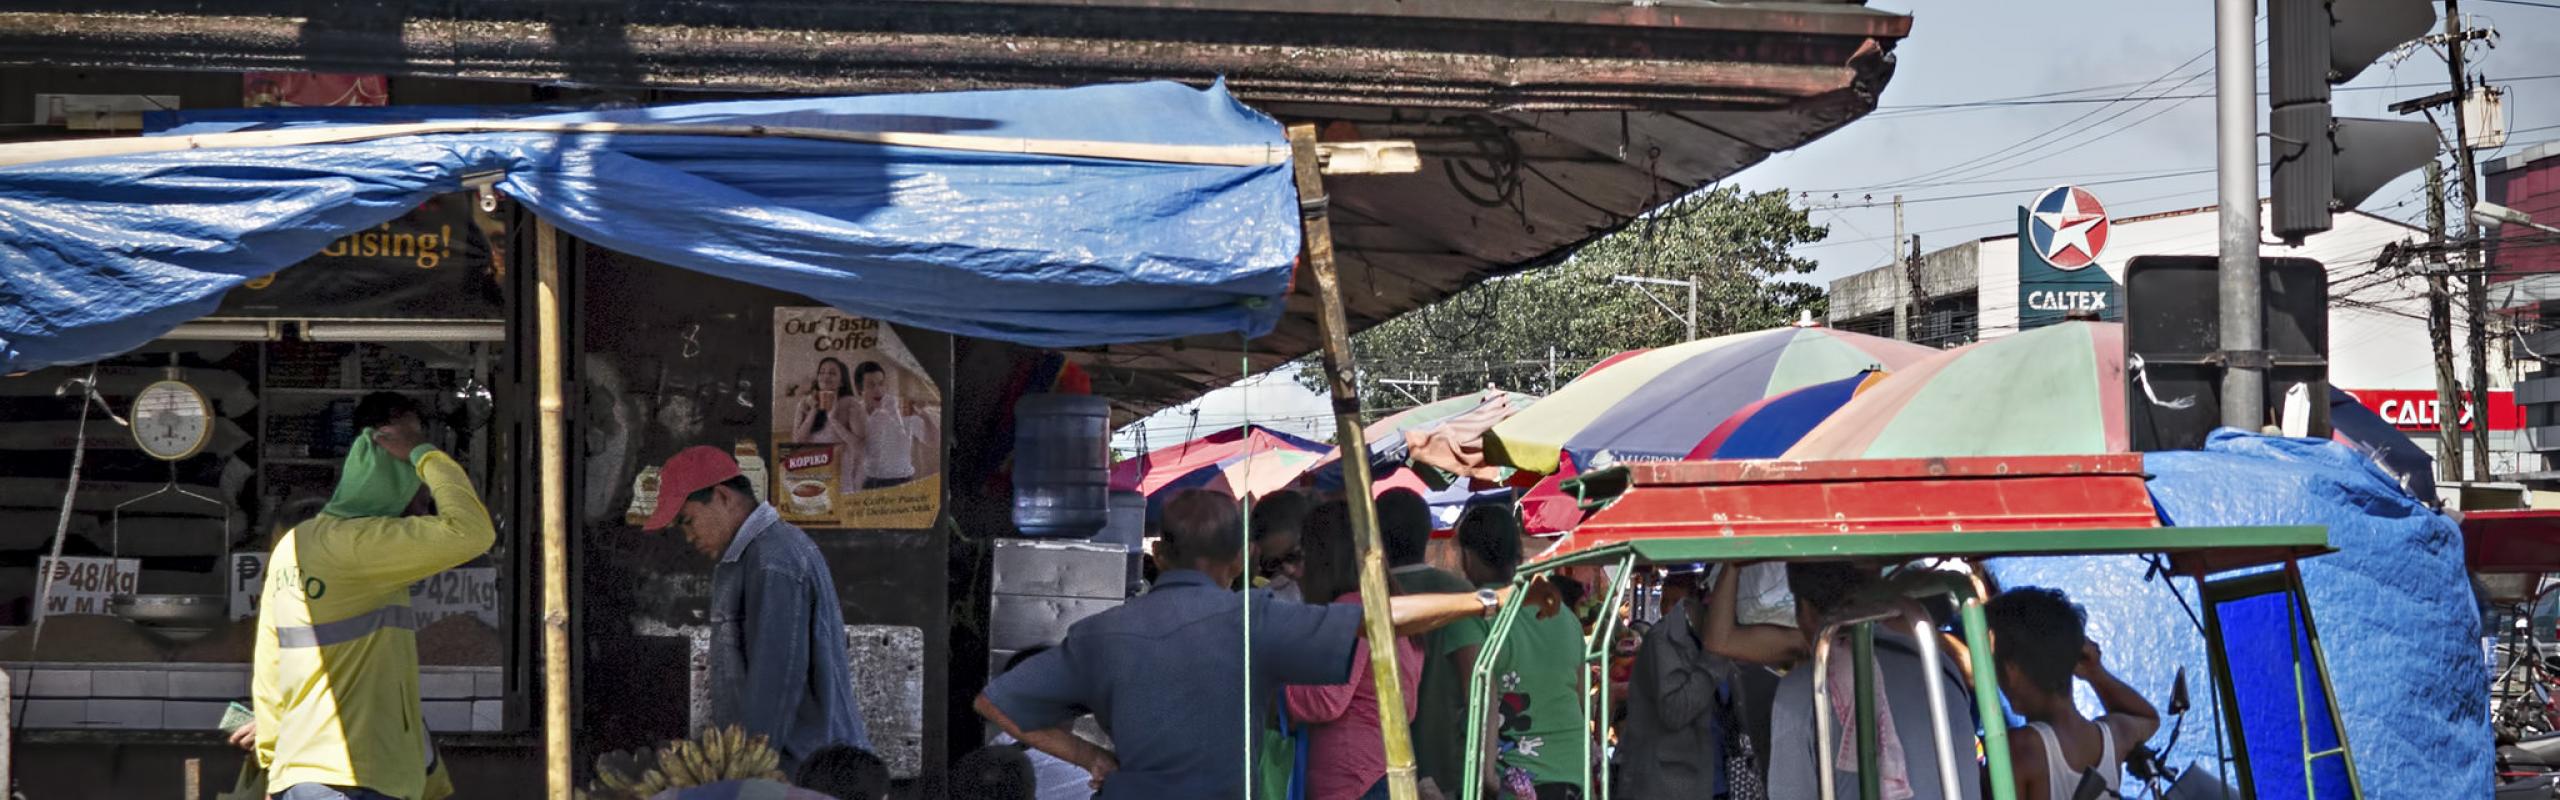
[{"xmin": 0, "ymin": 0, "xmax": 1912, "ymax": 420}]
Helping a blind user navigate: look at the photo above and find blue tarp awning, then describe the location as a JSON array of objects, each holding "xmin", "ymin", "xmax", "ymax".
[{"xmin": 0, "ymin": 81, "xmax": 1301, "ymax": 371}]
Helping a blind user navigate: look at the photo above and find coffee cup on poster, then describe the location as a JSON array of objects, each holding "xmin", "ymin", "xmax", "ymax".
[{"xmin": 776, "ymin": 443, "xmax": 842, "ymax": 522}]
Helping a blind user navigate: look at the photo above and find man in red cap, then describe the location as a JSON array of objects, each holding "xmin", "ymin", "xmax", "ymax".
[{"xmin": 646, "ymin": 445, "xmax": 871, "ymax": 771}]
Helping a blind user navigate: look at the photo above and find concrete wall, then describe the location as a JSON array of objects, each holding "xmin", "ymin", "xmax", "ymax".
[{"xmin": 1825, "ymin": 239, "xmax": 1981, "ymax": 321}]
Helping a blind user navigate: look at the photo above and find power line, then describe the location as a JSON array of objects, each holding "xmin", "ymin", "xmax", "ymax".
[
  {"xmin": 1864, "ymin": 45, "xmax": 2219, "ymax": 190},
  {"xmin": 1817, "ymin": 167, "xmax": 2221, "ymax": 210},
  {"xmin": 1797, "ymin": 164, "xmax": 2216, "ymax": 196},
  {"xmin": 2480, "ymin": 0, "xmax": 2560, "ymax": 9},
  {"xmin": 1797, "ymin": 185, "xmax": 2227, "ymax": 253},
  {"xmin": 1869, "ymin": 74, "xmax": 2560, "ymax": 115}
]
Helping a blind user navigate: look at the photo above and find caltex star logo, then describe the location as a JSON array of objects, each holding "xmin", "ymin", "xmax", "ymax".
[{"xmin": 2028, "ymin": 186, "xmax": 2110, "ymax": 270}]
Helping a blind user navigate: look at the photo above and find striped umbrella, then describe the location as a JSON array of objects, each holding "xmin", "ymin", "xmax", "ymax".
[
  {"xmin": 1786, "ymin": 321, "xmax": 2129, "ymax": 459},
  {"xmin": 1485, "ymin": 326, "xmax": 1938, "ymax": 474},
  {"xmin": 1200, "ymin": 448, "xmax": 1329, "ymax": 500},
  {"xmin": 1111, "ymin": 424, "xmax": 1329, "ymax": 496},
  {"xmin": 1688, "ymin": 370, "xmax": 1891, "ymax": 460}
]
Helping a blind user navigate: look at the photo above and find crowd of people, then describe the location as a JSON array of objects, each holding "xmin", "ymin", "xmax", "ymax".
[
  {"xmin": 233, "ymin": 397, "xmax": 2151, "ymax": 800},
  {"xmin": 976, "ymin": 485, "xmax": 2163, "ymax": 800}
]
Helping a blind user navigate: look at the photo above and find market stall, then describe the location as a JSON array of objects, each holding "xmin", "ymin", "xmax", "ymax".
[{"xmin": 0, "ymin": 80, "xmax": 1328, "ymax": 794}]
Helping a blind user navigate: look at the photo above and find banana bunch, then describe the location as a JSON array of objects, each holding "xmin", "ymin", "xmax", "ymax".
[
  {"xmin": 659, "ymin": 725, "xmax": 788, "ymax": 788},
  {"xmin": 578, "ymin": 726, "xmax": 785, "ymax": 799}
]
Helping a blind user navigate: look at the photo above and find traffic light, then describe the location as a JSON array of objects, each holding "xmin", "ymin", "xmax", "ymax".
[{"xmin": 2267, "ymin": 0, "xmax": 2440, "ymax": 244}]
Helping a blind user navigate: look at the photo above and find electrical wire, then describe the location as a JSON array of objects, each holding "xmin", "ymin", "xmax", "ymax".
[{"xmin": 1873, "ymin": 62, "xmax": 2211, "ymax": 190}]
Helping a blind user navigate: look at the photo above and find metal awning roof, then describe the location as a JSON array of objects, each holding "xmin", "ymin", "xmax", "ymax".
[{"xmin": 0, "ymin": 0, "xmax": 1913, "ymax": 419}]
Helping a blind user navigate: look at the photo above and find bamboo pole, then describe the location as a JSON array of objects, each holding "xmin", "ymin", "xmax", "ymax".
[
  {"xmin": 0, "ymin": 119, "xmax": 1418, "ymax": 173},
  {"xmin": 536, "ymin": 218, "xmax": 574, "ymax": 798},
  {"xmin": 1287, "ymin": 123, "xmax": 1417, "ymax": 800}
]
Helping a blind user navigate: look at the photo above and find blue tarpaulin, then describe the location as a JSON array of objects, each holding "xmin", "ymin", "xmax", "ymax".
[
  {"xmin": 1991, "ymin": 430, "xmax": 2487, "ymax": 798},
  {"xmin": 0, "ymin": 81, "xmax": 1300, "ymax": 371}
]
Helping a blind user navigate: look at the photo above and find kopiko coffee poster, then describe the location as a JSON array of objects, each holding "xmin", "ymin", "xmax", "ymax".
[{"xmin": 773, "ymin": 307, "xmax": 943, "ymax": 530}]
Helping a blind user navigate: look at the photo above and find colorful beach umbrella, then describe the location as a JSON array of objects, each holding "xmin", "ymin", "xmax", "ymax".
[
  {"xmin": 1201, "ymin": 448, "xmax": 1328, "ymax": 500},
  {"xmin": 1110, "ymin": 424, "xmax": 1328, "ymax": 496},
  {"xmin": 1311, "ymin": 389, "xmax": 1538, "ymax": 489},
  {"xmin": 1687, "ymin": 370, "xmax": 1891, "ymax": 460},
  {"xmin": 1486, "ymin": 326, "xmax": 1937, "ymax": 474},
  {"xmin": 1786, "ymin": 321, "xmax": 2128, "ymax": 459}
]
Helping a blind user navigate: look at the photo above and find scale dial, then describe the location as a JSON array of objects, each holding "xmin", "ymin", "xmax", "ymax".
[{"xmin": 131, "ymin": 380, "xmax": 212, "ymax": 461}]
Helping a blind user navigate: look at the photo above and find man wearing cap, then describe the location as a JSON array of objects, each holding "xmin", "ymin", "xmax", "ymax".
[
  {"xmin": 646, "ymin": 445, "xmax": 871, "ymax": 770},
  {"xmin": 238, "ymin": 392, "xmax": 488, "ymax": 800}
]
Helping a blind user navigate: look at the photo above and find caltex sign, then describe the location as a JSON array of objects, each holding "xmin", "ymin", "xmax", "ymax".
[
  {"xmin": 2350, "ymin": 389, "xmax": 2522, "ymax": 432},
  {"xmin": 2017, "ymin": 185, "xmax": 2121, "ymax": 329}
]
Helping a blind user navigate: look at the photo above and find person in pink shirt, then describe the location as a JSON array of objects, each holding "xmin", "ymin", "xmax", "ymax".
[{"xmin": 1287, "ymin": 500, "xmax": 1426, "ymax": 800}]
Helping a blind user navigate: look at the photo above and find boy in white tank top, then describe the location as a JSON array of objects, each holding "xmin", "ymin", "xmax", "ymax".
[{"xmin": 1984, "ymin": 587, "xmax": 2163, "ymax": 800}]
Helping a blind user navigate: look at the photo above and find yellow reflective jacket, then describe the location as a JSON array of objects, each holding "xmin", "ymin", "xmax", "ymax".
[{"xmin": 253, "ymin": 447, "xmax": 494, "ymax": 800}]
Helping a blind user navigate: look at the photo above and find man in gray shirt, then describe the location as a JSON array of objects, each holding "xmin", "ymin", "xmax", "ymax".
[{"xmin": 1618, "ymin": 572, "xmax": 1736, "ymax": 798}]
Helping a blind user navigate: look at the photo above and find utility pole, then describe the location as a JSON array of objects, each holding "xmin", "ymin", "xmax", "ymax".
[
  {"xmin": 2426, "ymin": 161, "xmax": 2468, "ymax": 480},
  {"xmin": 1686, "ymin": 278, "xmax": 1699, "ymax": 343},
  {"xmin": 1907, "ymin": 236, "xmax": 1931, "ymax": 342},
  {"xmin": 1891, "ymin": 194, "xmax": 1910, "ymax": 341},
  {"xmin": 1611, "ymin": 275, "xmax": 1699, "ymax": 341},
  {"xmin": 2215, "ymin": 0, "xmax": 2264, "ymax": 431},
  {"xmin": 1546, "ymin": 345, "xmax": 1557, "ymax": 394},
  {"xmin": 2446, "ymin": 0, "xmax": 2494, "ymax": 480}
]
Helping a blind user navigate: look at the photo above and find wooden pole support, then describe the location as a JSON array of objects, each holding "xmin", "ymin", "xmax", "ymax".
[
  {"xmin": 1287, "ymin": 122, "xmax": 1419, "ymax": 800},
  {"xmin": 536, "ymin": 218, "xmax": 574, "ymax": 798}
]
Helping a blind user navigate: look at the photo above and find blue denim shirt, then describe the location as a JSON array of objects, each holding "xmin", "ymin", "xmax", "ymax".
[
  {"xmin": 982, "ymin": 569, "xmax": 1363, "ymax": 800},
  {"xmin": 708, "ymin": 504, "xmax": 871, "ymax": 767}
]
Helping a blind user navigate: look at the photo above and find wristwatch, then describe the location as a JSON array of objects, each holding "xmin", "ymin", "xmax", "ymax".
[{"xmin": 1473, "ymin": 587, "xmax": 1502, "ymax": 618}]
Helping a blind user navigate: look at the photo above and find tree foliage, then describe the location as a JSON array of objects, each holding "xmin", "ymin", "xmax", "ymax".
[{"xmin": 1301, "ymin": 185, "xmax": 1829, "ymax": 413}]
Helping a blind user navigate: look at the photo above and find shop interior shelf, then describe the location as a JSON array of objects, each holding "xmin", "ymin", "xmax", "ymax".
[
  {"xmin": 260, "ymin": 458, "xmax": 343, "ymax": 467},
  {"xmin": 265, "ymin": 387, "xmax": 441, "ymax": 397}
]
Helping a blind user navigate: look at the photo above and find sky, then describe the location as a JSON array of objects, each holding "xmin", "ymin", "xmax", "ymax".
[
  {"xmin": 1731, "ymin": 0, "xmax": 2560, "ymax": 287},
  {"xmin": 1115, "ymin": 1, "xmax": 2560, "ymax": 445}
]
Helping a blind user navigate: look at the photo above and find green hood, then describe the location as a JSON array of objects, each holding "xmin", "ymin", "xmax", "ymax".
[{"xmin": 321, "ymin": 434, "xmax": 423, "ymax": 519}]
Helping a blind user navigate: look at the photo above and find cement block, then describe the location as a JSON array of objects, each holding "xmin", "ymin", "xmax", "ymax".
[
  {"xmin": 472, "ymin": 669, "xmax": 505, "ymax": 699},
  {"xmin": 18, "ymin": 699, "xmax": 82, "ymax": 727},
  {"xmin": 422, "ymin": 700, "xmax": 471, "ymax": 733},
  {"xmin": 168, "ymin": 669, "xmax": 251, "ymax": 699},
  {"xmin": 164, "ymin": 700, "xmax": 229, "ymax": 730},
  {"xmin": 418, "ymin": 670, "xmax": 475, "ymax": 699},
  {"xmin": 89, "ymin": 670, "xmax": 165, "ymax": 698},
  {"xmin": 471, "ymin": 700, "xmax": 504, "ymax": 732},
  {"xmin": 82, "ymin": 699, "xmax": 162, "ymax": 728},
  {"xmin": 24, "ymin": 669, "xmax": 89, "ymax": 698}
]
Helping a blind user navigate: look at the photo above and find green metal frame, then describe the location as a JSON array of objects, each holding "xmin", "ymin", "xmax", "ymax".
[
  {"xmin": 1457, "ymin": 524, "xmax": 2333, "ymax": 800},
  {"xmin": 2198, "ymin": 564, "xmax": 2366, "ymax": 800}
]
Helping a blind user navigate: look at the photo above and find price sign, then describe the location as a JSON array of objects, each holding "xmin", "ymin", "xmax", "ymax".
[
  {"xmin": 229, "ymin": 553, "xmax": 268, "ymax": 620},
  {"xmin": 37, "ymin": 556, "xmax": 139, "ymax": 618},
  {"xmin": 409, "ymin": 567, "xmax": 499, "ymax": 628}
]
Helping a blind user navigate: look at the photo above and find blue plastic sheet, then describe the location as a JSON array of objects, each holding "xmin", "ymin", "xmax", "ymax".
[
  {"xmin": 1990, "ymin": 429, "xmax": 2486, "ymax": 798},
  {"xmin": 0, "ymin": 81, "xmax": 1300, "ymax": 370}
]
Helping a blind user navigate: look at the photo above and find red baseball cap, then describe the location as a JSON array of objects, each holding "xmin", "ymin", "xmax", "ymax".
[{"xmin": 645, "ymin": 445, "xmax": 744, "ymax": 531}]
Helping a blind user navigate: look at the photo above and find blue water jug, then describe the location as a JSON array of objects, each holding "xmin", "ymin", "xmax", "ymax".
[{"xmin": 1012, "ymin": 393, "xmax": 1113, "ymax": 538}]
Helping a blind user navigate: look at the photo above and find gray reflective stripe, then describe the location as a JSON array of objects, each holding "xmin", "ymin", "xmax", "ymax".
[{"xmin": 273, "ymin": 605, "xmax": 418, "ymax": 648}]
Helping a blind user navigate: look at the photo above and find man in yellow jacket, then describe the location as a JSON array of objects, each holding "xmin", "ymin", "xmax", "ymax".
[{"xmin": 235, "ymin": 392, "xmax": 494, "ymax": 800}]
